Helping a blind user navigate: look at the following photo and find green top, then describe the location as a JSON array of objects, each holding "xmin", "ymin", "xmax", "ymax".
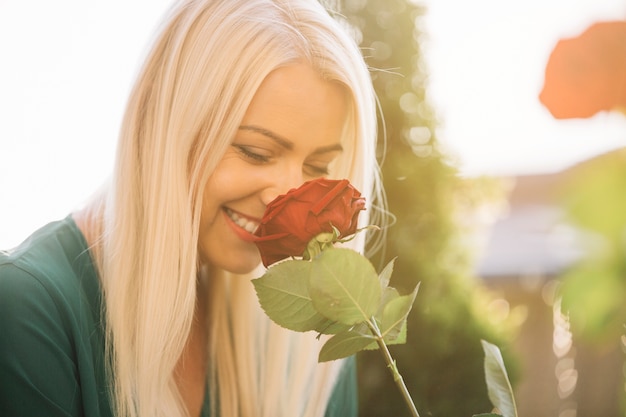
[{"xmin": 0, "ymin": 217, "xmax": 357, "ymax": 417}]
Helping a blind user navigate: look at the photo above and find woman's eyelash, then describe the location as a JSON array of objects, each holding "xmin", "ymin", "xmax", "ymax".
[
  {"xmin": 306, "ymin": 164, "xmax": 329, "ymax": 175},
  {"xmin": 233, "ymin": 145, "xmax": 270, "ymax": 162},
  {"xmin": 233, "ymin": 144, "xmax": 329, "ymax": 175}
]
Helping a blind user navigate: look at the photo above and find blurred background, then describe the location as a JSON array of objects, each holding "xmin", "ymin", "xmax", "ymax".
[{"xmin": 1, "ymin": 0, "xmax": 626, "ymax": 416}]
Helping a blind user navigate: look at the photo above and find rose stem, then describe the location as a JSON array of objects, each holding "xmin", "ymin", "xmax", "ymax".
[{"xmin": 367, "ymin": 319, "xmax": 420, "ymax": 417}]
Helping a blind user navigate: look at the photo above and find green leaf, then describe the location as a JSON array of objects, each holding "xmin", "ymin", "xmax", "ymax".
[
  {"xmin": 378, "ymin": 257, "xmax": 397, "ymax": 289},
  {"xmin": 341, "ymin": 284, "xmax": 418, "ymax": 351},
  {"xmin": 318, "ymin": 330, "xmax": 376, "ymax": 362},
  {"xmin": 252, "ymin": 260, "xmax": 331, "ymax": 332},
  {"xmin": 473, "ymin": 414, "xmax": 502, "ymax": 417},
  {"xmin": 385, "ymin": 322, "xmax": 407, "ymax": 346},
  {"xmin": 374, "ymin": 286, "xmax": 399, "ymax": 320},
  {"xmin": 350, "ymin": 322, "xmax": 379, "ymax": 351},
  {"xmin": 380, "ymin": 284, "xmax": 419, "ymax": 343},
  {"xmin": 481, "ymin": 340, "xmax": 517, "ymax": 417},
  {"xmin": 309, "ymin": 248, "xmax": 382, "ymax": 325},
  {"xmin": 313, "ymin": 318, "xmax": 351, "ymax": 335},
  {"xmin": 360, "ymin": 323, "xmax": 406, "ymax": 350}
]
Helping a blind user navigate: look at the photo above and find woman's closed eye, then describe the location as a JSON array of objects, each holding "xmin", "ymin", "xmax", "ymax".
[
  {"xmin": 233, "ymin": 143, "xmax": 333, "ymax": 177},
  {"xmin": 304, "ymin": 163, "xmax": 329, "ymax": 177},
  {"xmin": 233, "ymin": 144, "xmax": 271, "ymax": 163},
  {"xmin": 303, "ymin": 153, "xmax": 339, "ymax": 178}
]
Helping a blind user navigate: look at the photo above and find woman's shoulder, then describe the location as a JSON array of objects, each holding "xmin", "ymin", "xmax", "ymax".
[
  {"xmin": 0, "ymin": 217, "xmax": 110, "ymax": 417},
  {"xmin": 0, "ymin": 216, "xmax": 100, "ymax": 318}
]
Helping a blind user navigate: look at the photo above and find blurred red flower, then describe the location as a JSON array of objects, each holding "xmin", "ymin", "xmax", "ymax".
[{"xmin": 539, "ymin": 20, "xmax": 626, "ymax": 119}]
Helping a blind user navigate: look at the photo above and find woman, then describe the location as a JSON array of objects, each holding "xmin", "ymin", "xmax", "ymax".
[{"xmin": 0, "ymin": 0, "xmax": 382, "ymax": 416}]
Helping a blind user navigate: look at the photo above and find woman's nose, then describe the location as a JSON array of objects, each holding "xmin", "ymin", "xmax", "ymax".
[{"xmin": 260, "ymin": 170, "xmax": 305, "ymax": 206}]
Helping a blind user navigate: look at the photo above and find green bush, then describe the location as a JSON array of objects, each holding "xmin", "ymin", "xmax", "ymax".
[{"xmin": 322, "ymin": 1, "xmax": 519, "ymax": 415}]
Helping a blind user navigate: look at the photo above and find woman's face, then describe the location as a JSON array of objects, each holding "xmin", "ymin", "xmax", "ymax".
[{"xmin": 198, "ymin": 64, "xmax": 350, "ymax": 273}]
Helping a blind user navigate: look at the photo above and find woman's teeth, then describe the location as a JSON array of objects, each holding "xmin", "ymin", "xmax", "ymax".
[{"xmin": 225, "ymin": 208, "xmax": 259, "ymax": 234}]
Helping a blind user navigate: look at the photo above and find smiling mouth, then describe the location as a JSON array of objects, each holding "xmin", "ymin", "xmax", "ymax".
[{"xmin": 224, "ymin": 208, "xmax": 260, "ymax": 234}]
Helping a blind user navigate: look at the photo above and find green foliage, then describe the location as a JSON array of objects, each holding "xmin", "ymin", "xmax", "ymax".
[
  {"xmin": 559, "ymin": 149, "xmax": 626, "ymax": 345},
  {"xmin": 253, "ymin": 246, "xmax": 418, "ymax": 367},
  {"xmin": 320, "ymin": 1, "xmax": 518, "ymax": 416},
  {"xmin": 481, "ymin": 340, "xmax": 517, "ymax": 417},
  {"xmin": 309, "ymin": 248, "xmax": 382, "ymax": 325},
  {"xmin": 320, "ymin": 330, "xmax": 376, "ymax": 362},
  {"xmin": 252, "ymin": 259, "xmax": 348, "ymax": 334},
  {"xmin": 377, "ymin": 285, "xmax": 419, "ymax": 343}
]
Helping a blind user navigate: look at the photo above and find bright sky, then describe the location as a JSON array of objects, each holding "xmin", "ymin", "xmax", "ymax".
[
  {"xmin": 422, "ymin": 0, "xmax": 626, "ymax": 176},
  {"xmin": 1, "ymin": 0, "xmax": 625, "ymax": 248}
]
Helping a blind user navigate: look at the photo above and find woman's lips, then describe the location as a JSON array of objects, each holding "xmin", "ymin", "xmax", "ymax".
[{"xmin": 223, "ymin": 207, "xmax": 261, "ymax": 241}]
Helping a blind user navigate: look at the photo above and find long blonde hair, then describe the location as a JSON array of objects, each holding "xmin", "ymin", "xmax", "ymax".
[{"xmin": 86, "ymin": 0, "xmax": 382, "ymax": 416}]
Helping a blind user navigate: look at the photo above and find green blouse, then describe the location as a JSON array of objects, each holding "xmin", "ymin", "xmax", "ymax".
[{"xmin": 0, "ymin": 217, "xmax": 357, "ymax": 417}]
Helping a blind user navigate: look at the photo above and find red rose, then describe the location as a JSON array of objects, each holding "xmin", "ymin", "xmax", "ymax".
[
  {"xmin": 254, "ymin": 178, "xmax": 366, "ymax": 267},
  {"xmin": 539, "ymin": 21, "xmax": 626, "ymax": 119}
]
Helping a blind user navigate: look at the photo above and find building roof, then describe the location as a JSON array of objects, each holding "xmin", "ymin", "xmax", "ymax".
[{"xmin": 476, "ymin": 200, "xmax": 585, "ymax": 279}]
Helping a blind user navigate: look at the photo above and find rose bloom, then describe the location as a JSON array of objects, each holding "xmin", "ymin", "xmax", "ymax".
[
  {"xmin": 254, "ymin": 178, "xmax": 366, "ymax": 267},
  {"xmin": 539, "ymin": 20, "xmax": 626, "ymax": 119}
]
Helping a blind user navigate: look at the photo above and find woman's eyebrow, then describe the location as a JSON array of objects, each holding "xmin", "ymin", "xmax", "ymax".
[
  {"xmin": 239, "ymin": 125, "xmax": 293, "ymax": 150},
  {"xmin": 311, "ymin": 143, "xmax": 343, "ymax": 155},
  {"xmin": 238, "ymin": 125, "xmax": 344, "ymax": 154}
]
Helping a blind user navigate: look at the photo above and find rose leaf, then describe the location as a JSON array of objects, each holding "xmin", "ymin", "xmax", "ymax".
[
  {"xmin": 351, "ymin": 322, "xmax": 379, "ymax": 351},
  {"xmin": 309, "ymin": 248, "xmax": 382, "ymax": 326},
  {"xmin": 376, "ymin": 286, "xmax": 400, "ymax": 318},
  {"xmin": 379, "ymin": 284, "xmax": 419, "ymax": 344},
  {"xmin": 252, "ymin": 260, "xmax": 331, "ymax": 332},
  {"xmin": 378, "ymin": 257, "xmax": 397, "ymax": 289},
  {"xmin": 357, "ymin": 285, "xmax": 412, "ymax": 350},
  {"xmin": 318, "ymin": 330, "xmax": 376, "ymax": 362},
  {"xmin": 314, "ymin": 318, "xmax": 351, "ymax": 335}
]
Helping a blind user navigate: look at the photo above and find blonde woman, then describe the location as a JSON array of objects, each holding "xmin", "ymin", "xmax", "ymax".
[{"xmin": 0, "ymin": 0, "xmax": 382, "ymax": 416}]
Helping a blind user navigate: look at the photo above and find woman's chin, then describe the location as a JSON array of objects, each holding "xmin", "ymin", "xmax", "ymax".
[
  {"xmin": 198, "ymin": 237, "xmax": 262, "ymax": 275},
  {"xmin": 207, "ymin": 253, "xmax": 262, "ymax": 275},
  {"xmin": 226, "ymin": 262, "xmax": 262, "ymax": 275}
]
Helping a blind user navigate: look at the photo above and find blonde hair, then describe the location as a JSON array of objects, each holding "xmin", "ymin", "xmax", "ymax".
[{"xmin": 86, "ymin": 0, "xmax": 382, "ymax": 416}]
